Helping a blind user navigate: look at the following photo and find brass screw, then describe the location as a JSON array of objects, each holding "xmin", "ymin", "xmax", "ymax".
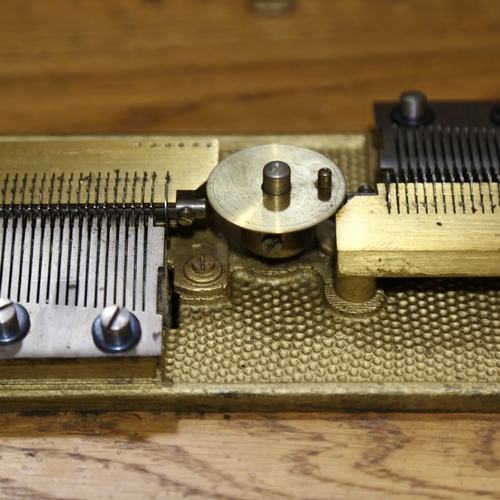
[
  {"xmin": 261, "ymin": 235, "xmax": 283, "ymax": 255},
  {"xmin": 191, "ymin": 254, "xmax": 216, "ymax": 275},
  {"xmin": 183, "ymin": 253, "xmax": 223, "ymax": 284}
]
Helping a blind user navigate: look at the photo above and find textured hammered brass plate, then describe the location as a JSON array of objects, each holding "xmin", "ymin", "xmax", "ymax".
[{"xmin": 0, "ymin": 134, "xmax": 499, "ymax": 412}]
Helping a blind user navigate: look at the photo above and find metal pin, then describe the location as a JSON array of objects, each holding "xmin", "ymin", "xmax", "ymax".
[
  {"xmin": 392, "ymin": 90, "xmax": 433, "ymax": 126},
  {"xmin": 400, "ymin": 91, "xmax": 428, "ymax": 121},
  {"xmin": 0, "ymin": 298, "xmax": 30, "ymax": 345},
  {"xmin": 262, "ymin": 161, "xmax": 291, "ymax": 196},
  {"xmin": 318, "ymin": 168, "xmax": 332, "ymax": 189},
  {"xmin": 92, "ymin": 305, "xmax": 141, "ymax": 353}
]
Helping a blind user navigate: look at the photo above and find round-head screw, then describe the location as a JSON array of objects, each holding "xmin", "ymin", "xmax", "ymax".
[
  {"xmin": 262, "ymin": 161, "xmax": 291, "ymax": 196},
  {"xmin": 177, "ymin": 206, "xmax": 195, "ymax": 227},
  {"xmin": 0, "ymin": 298, "xmax": 30, "ymax": 345},
  {"xmin": 92, "ymin": 305, "xmax": 141, "ymax": 353}
]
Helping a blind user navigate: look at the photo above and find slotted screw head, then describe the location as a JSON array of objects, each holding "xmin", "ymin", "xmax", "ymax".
[
  {"xmin": 0, "ymin": 298, "xmax": 30, "ymax": 346},
  {"xmin": 92, "ymin": 305, "xmax": 141, "ymax": 353},
  {"xmin": 191, "ymin": 254, "xmax": 216, "ymax": 275}
]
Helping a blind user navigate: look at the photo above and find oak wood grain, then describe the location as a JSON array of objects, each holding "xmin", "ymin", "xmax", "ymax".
[
  {"xmin": 1, "ymin": 0, "xmax": 500, "ymax": 498},
  {"xmin": 0, "ymin": 411, "xmax": 499, "ymax": 500},
  {"xmin": 0, "ymin": 0, "xmax": 500, "ymax": 135}
]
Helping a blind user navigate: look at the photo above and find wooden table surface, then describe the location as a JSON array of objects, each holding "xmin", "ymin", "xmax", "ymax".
[{"xmin": 1, "ymin": 1, "xmax": 500, "ymax": 498}]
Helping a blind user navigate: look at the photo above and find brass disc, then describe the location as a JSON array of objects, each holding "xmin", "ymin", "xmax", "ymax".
[{"xmin": 206, "ymin": 144, "xmax": 347, "ymax": 234}]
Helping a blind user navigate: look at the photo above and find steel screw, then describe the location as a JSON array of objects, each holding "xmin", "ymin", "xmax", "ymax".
[
  {"xmin": 392, "ymin": 90, "xmax": 433, "ymax": 126},
  {"xmin": 92, "ymin": 305, "xmax": 141, "ymax": 353},
  {"xmin": 177, "ymin": 206, "xmax": 195, "ymax": 227},
  {"xmin": 0, "ymin": 298, "xmax": 30, "ymax": 345},
  {"xmin": 400, "ymin": 91, "xmax": 428, "ymax": 121}
]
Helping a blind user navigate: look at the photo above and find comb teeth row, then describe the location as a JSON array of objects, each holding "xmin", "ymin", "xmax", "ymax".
[
  {"xmin": 385, "ymin": 125, "xmax": 500, "ymax": 214},
  {"xmin": 385, "ymin": 182, "xmax": 500, "ymax": 215},
  {"xmin": 0, "ymin": 214, "xmax": 162, "ymax": 311},
  {"xmin": 0, "ymin": 170, "xmax": 168, "ymax": 218}
]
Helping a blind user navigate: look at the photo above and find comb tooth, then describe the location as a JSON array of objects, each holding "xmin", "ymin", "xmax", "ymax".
[
  {"xmin": 0, "ymin": 217, "xmax": 5, "ymax": 298},
  {"xmin": 492, "ymin": 130, "xmax": 500, "ymax": 209},
  {"xmin": 86, "ymin": 216, "xmax": 99, "ymax": 309},
  {"xmin": 125, "ymin": 212, "xmax": 135, "ymax": 310},
  {"xmin": 430, "ymin": 126, "xmax": 446, "ymax": 183},
  {"xmin": 143, "ymin": 216, "xmax": 153, "ymax": 311},
  {"xmin": 57, "ymin": 216, "xmax": 70, "ymax": 306},
  {"xmin": 96, "ymin": 214, "xmax": 107, "ymax": 307},
  {"xmin": 94, "ymin": 172, "xmax": 101, "ymax": 211},
  {"xmin": 106, "ymin": 213, "xmax": 117, "ymax": 306},
  {"xmin": 113, "ymin": 170, "xmax": 119, "ymax": 209},
  {"xmin": 150, "ymin": 172, "xmax": 157, "ymax": 210},
  {"xmin": 38, "ymin": 213, "xmax": 51, "ymax": 304},
  {"xmin": 444, "ymin": 127, "xmax": 456, "ymax": 213},
  {"xmin": 18, "ymin": 173, "xmax": 27, "ymax": 214},
  {"xmin": 469, "ymin": 127, "xmax": 486, "ymax": 213},
  {"xmin": 77, "ymin": 215, "xmax": 89, "ymax": 308},
  {"xmin": 10, "ymin": 173, "xmax": 18, "ymax": 211},
  {"xmin": 2, "ymin": 217, "xmax": 15, "ymax": 300},
  {"xmin": 12, "ymin": 175, "xmax": 28, "ymax": 301},
  {"xmin": 459, "ymin": 127, "xmax": 477, "ymax": 213},
  {"xmin": 67, "ymin": 217, "xmax": 79, "ymax": 306},
  {"xmin": 424, "ymin": 127, "xmax": 439, "ymax": 213},
  {"xmin": 47, "ymin": 173, "xmax": 55, "ymax": 210},
  {"xmin": 141, "ymin": 172, "xmax": 147, "ymax": 215},
  {"xmin": 477, "ymin": 129, "xmax": 494, "ymax": 213},
  {"xmin": 48, "ymin": 212, "xmax": 62, "ymax": 305},
  {"xmin": 122, "ymin": 171, "xmax": 129, "ymax": 208},
  {"xmin": 56, "ymin": 174, "xmax": 63, "ymax": 211},
  {"xmin": 395, "ymin": 126, "xmax": 408, "ymax": 213},
  {"xmin": 414, "ymin": 127, "xmax": 429, "ymax": 213},
  {"xmin": 84, "ymin": 174, "xmax": 91, "ymax": 211},
  {"xmin": 64, "ymin": 173, "xmax": 72, "ymax": 210},
  {"xmin": 75, "ymin": 173, "xmax": 82, "ymax": 209},
  {"xmin": 131, "ymin": 172, "xmax": 138, "ymax": 215},
  {"xmin": 1, "ymin": 174, "xmax": 8, "ymax": 212},
  {"xmin": 103, "ymin": 172, "xmax": 110, "ymax": 212},
  {"xmin": 430, "ymin": 127, "xmax": 447, "ymax": 213},
  {"xmin": 18, "ymin": 215, "xmax": 32, "ymax": 303},
  {"xmin": 31, "ymin": 213, "xmax": 43, "ymax": 303},
  {"xmin": 115, "ymin": 214, "xmax": 127, "ymax": 306},
  {"xmin": 132, "ymin": 215, "xmax": 139, "ymax": 311},
  {"xmin": 10, "ymin": 220, "xmax": 22, "ymax": 303},
  {"xmin": 135, "ymin": 215, "xmax": 145, "ymax": 311},
  {"xmin": 443, "ymin": 126, "xmax": 459, "ymax": 214},
  {"xmin": 28, "ymin": 174, "xmax": 36, "ymax": 213}
]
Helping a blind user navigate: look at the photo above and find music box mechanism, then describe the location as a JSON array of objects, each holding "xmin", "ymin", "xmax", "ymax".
[{"xmin": 0, "ymin": 91, "xmax": 499, "ymax": 412}]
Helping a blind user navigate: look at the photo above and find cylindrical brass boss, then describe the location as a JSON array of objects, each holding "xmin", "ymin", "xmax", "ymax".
[{"xmin": 262, "ymin": 161, "xmax": 291, "ymax": 196}]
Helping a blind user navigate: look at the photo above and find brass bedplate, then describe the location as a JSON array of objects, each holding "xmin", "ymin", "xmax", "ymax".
[{"xmin": 0, "ymin": 93, "xmax": 499, "ymax": 412}]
